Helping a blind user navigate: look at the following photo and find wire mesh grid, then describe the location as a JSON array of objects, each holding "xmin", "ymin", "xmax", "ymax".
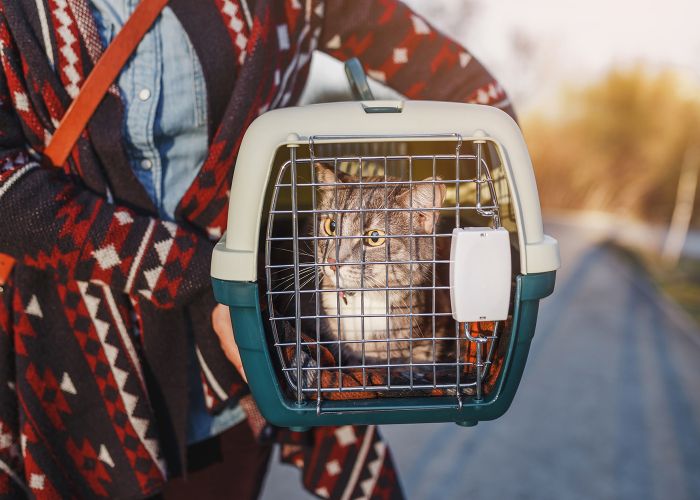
[{"xmin": 264, "ymin": 134, "xmax": 510, "ymax": 409}]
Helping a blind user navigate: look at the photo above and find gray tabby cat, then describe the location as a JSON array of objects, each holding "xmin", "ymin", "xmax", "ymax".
[{"xmin": 309, "ymin": 162, "xmax": 449, "ymax": 365}]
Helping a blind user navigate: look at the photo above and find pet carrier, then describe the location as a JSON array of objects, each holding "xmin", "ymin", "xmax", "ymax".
[{"xmin": 211, "ymin": 99, "xmax": 559, "ymax": 428}]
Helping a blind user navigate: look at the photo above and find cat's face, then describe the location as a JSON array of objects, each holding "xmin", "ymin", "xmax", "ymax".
[{"xmin": 313, "ymin": 163, "xmax": 446, "ymax": 294}]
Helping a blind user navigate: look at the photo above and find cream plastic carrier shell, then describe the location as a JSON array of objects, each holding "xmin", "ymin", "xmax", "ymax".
[{"xmin": 211, "ymin": 100, "xmax": 560, "ymax": 429}]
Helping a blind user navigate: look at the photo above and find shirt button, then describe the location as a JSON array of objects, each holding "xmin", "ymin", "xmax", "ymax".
[
  {"xmin": 138, "ymin": 88, "xmax": 151, "ymax": 101},
  {"xmin": 141, "ymin": 159, "xmax": 153, "ymax": 170}
]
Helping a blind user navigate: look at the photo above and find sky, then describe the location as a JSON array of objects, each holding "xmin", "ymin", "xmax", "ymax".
[
  {"xmin": 303, "ymin": 0, "xmax": 700, "ymax": 114},
  {"xmin": 413, "ymin": 0, "xmax": 700, "ymax": 112}
]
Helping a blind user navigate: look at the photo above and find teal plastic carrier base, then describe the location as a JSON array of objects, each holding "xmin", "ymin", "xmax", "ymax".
[{"xmin": 212, "ymin": 271, "xmax": 555, "ymax": 428}]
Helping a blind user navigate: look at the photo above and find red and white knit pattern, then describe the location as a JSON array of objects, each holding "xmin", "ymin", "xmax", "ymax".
[
  {"xmin": 467, "ymin": 81, "xmax": 511, "ymax": 110},
  {"xmin": 66, "ymin": 0, "xmax": 103, "ymax": 64},
  {"xmin": 217, "ymin": 0, "xmax": 249, "ymax": 65},
  {"xmin": 76, "ymin": 282, "xmax": 165, "ymax": 476},
  {"xmin": 269, "ymin": 0, "xmax": 320, "ymax": 110},
  {"xmin": 0, "ymin": 21, "xmax": 47, "ymax": 143},
  {"xmin": 48, "ymin": 0, "xmax": 84, "ymax": 98}
]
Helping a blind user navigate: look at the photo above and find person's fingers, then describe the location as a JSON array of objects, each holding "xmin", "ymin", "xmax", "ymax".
[
  {"xmin": 211, "ymin": 304, "xmax": 248, "ymax": 382},
  {"xmin": 211, "ymin": 303, "xmax": 232, "ymax": 330}
]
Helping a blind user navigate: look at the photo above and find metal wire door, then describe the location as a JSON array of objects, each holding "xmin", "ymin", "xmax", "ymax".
[{"xmin": 264, "ymin": 134, "xmax": 508, "ymax": 411}]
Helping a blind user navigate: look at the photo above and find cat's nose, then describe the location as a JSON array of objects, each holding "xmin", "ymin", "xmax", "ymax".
[{"xmin": 327, "ymin": 257, "xmax": 337, "ymax": 272}]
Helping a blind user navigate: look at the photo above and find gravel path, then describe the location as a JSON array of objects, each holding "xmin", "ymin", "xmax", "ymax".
[{"xmin": 261, "ymin": 222, "xmax": 700, "ymax": 500}]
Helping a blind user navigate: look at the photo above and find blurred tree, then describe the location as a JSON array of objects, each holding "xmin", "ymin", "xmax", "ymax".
[{"xmin": 524, "ymin": 67, "xmax": 700, "ymax": 228}]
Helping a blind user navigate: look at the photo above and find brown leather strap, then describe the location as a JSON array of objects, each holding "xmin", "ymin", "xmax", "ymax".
[
  {"xmin": 44, "ymin": 0, "xmax": 170, "ymax": 166},
  {"xmin": 0, "ymin": 256, "xmax": 12, "ymax": 289},
  {"xmin": 0, "ymin": 0, "xmax": 170, "ymax": 288}
]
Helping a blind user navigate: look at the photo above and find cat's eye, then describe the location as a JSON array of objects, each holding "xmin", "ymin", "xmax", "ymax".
[
  {"xmin": 323, "ymin": 218, "xmax": 337, "ymax": 236},
  {"xmin": 364, "ymin": 229, "xmax": 386, "ymax": 247}
]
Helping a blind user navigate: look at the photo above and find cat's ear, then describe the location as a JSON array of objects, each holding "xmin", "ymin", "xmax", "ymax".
[
  {"xmin": 314, "ymin": 162, "xmax": 354, "ymax": 187},
  {"xmin": 412, "ymin": 177, "xmax": 447, "ymax": 209},
  {"xmin": 314, "ymin": 162, "xmax": 338, "ymax": 186},
  {"xmin": 398, "ymin": 177, "xmax": 447, "ymax": 233}
]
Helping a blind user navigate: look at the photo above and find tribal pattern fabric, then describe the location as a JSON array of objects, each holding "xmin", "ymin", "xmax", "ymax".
[{"xmin": 0, "ymin": 0, "xmax": 513, "ymax": 497}]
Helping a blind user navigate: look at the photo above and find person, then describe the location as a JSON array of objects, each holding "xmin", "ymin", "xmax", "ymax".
[{"xmin": 0, "ymin": 0, "xmax": 515, "ymax": 498}]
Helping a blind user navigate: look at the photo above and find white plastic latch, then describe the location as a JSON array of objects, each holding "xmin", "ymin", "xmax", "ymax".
[{"xmin": 449, "ymin": 227, "xmax": 511, "ymax": 322}]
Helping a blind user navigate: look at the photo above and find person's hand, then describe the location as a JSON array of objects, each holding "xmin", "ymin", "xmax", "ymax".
[{"xmin": 211, "ymin": 304, "xmax": 247, "ymax": 382}]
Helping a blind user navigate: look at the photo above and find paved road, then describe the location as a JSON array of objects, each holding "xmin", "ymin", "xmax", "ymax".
[{"xmin": 261, "ymin": 222, "xmax": 700, "ymax": 500}]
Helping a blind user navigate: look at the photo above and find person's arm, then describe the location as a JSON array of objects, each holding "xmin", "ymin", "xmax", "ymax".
[
  {"xmin": 0, "ymin": 54, "xmax": 211, "ymax": 310},
  {"xmin": 320, "ymin": 0, "xmax": 516, "ymax": 121}
]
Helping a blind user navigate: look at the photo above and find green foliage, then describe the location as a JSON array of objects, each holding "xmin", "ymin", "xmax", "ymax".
[
  {"xmin": 658, "ymin": 257, "xmax": 700, "ymax": 326},
  {"xmin": 524, "ymin": 67, "xmax": 700, "ymax": 226}
]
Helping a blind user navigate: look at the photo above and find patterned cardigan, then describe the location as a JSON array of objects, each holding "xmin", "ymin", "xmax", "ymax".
[{"xmin": 0, "ymin": 0, "xmax": 512, "ymax": 498}]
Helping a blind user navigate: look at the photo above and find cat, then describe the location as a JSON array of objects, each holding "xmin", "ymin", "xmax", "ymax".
[{"xmin": 304, "ymin": 162, "xmax": 451, "ymax": 367}]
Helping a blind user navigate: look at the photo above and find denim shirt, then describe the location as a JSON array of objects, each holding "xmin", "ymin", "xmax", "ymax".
[{"xmin": 89, "ymin": 0, "xmax": 245, "ymax": 443}]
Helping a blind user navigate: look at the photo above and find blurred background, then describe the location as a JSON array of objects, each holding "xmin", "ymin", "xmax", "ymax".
[{"xmin": 263, "ymin": 1, "xmax": 700, "ymax": 498}]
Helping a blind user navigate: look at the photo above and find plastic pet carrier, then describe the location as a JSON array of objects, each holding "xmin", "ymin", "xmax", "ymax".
[{"xmin": 211, "ymin": 98, "xmax": 559, "ymax": 429}]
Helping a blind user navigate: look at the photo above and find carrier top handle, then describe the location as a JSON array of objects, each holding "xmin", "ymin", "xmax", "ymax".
[
  {"xmin": 344, "ymin": 57, "xmax": 374, "ymax": 100},
  {"xmin": 344, "ymin": 58, "xmax": 403, "ymax": 113}
]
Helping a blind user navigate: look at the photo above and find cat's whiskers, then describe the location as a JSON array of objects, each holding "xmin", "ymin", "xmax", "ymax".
[
  {"xmin": 272, "ymin": 265, "xmax": 315, "ymax": 281},
  {"xmin": 270, "ymin": 265, "xmax": 312, "ymax": 276},
  {"xmin": 299, "ymin": 271, "xmax": 321, "ymax": 290},
  {"xmin": 270, "ymin": 262, "xmax": 313, "ymax": 280},
  {"xmin": 277, "ymin": 269, "xmax": 321, "ymax": 311},
  {"xmin": 275, "ymin": 247, "xmax": 316, "ymax": 258},
  {"xmin": 282, "ymin": 268, "xmax": 317, "ymax": 286},
  {"xmin": 273, "ymin": 267, "xmax": 318, "ymax": 291},
  {"xmin": 363, "ymin": 273, "xmax": 397, "ymax": 306}
]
